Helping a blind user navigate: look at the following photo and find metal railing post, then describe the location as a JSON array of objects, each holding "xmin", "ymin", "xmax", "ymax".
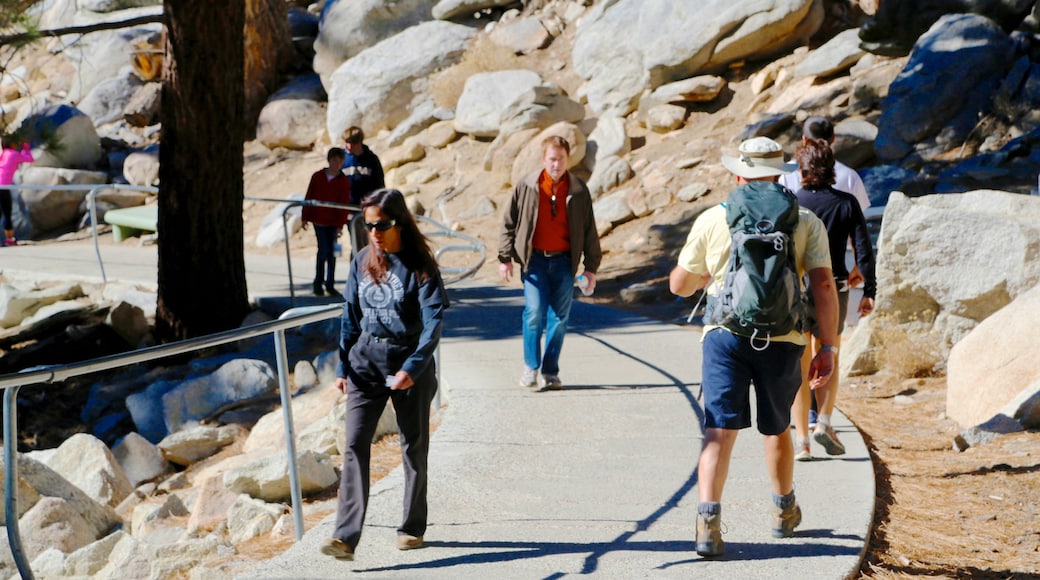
[
  {"xmin": 4, "ymin": 386, "xmax": 34, "ymax": 580},
  {"xmin": 281, "ymin": 206, "xmax": 296, "ymax": 308},
  {"xmin": 273, "ymin": 326, "xmax": 304, "ymax": 540},
  {"xmin": 86, "ymin": 188, "xmax": 107, "ymax": 283}
]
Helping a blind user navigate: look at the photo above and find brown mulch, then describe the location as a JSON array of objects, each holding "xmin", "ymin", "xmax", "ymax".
[{"xmin": 840, "ymin": 374, "xmax": 1040, "ymax": 579}]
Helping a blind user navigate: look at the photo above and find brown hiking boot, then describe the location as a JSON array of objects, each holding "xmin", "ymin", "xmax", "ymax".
[
  {"xmin": 695, "ymin": 511, "xmax": 724, "ymax": 557},
  {"xmin": 771, "ymin": 502, "xmax": 802, "ymax": 538},
  {"xmin": 320, "ymin": 537, "xmax": 355, "ymax": 560}
]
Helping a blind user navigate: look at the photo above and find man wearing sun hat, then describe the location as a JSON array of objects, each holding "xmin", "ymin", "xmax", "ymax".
[{"xmin": 669, "ymin": 136, "xmax": 839, "ymax": 558}]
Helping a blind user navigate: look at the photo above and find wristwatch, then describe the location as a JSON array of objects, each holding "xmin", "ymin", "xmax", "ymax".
[{"xmin": 819, "ymin": 344, "xmax": 838, "ymax": 354}]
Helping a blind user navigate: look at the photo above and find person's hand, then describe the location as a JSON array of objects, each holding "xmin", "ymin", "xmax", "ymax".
[
  {"xmin": 808, "ymin": 349, "xmax": 835, "ymax": 390},
  {"xmin": 387, "ymin": 370, "xmax": 414, "ymax": 391},
  {"xmin": 584, "ymin": 271, "xmax": 597, "ymax": 294},
  {"xmin": 849, "ymin": 265, "xmax": 864, "ymax": 288},
  {"xmin": 334, "ymin": 377, "xmax": 348, "ymax": 394},
  {"xmin": 499, "ymin": 262, "xmax": 513, "ymax": 283},
  {"xmin": 857, "ymin": 296, "xmax": 875, "ymax": 318}
]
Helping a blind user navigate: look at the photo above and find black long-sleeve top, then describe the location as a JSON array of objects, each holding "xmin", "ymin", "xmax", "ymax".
[
  {"xmin": 336, "ymin": 247, "xmax": 449, "ymax": 380},
  {"xmin": 794, "ymin": 185, "xmax": 877, "ymax": 299}
]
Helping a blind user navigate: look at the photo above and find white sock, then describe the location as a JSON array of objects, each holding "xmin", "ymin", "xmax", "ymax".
[{"xmin": 818, "ymin": 414, "xmax": 831, "ymax": 428}]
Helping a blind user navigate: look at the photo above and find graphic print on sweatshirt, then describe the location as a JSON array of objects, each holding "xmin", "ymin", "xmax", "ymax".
[{"xmin": 360, "ymin": 272, "xmax": 405, "ymax": 326}]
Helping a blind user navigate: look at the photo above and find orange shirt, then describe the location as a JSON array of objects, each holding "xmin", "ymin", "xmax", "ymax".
[{"xmin": 531, "ymin": 171, "xmax": 570, "ymax": 252}]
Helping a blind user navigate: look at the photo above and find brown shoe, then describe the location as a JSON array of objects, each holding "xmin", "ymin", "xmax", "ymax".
[
  {"xmin": 771, "ymin": 502, "xmax": 802, "ymax": 538},
  {"xmin": 320, "ymin": 537, "xmax": 355, "ymax": 560},
  {"xmin": 695, "ymin": 511, "xmax": 724, "ymax": 557},
  {"xmin": 396, "ymin": 534, "xmax": 424, "ymax": 550}
]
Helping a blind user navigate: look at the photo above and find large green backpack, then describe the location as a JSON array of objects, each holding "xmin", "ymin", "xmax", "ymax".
[{"xmin": 704, "ymin": 181, "xmax": 807, "ymax": 349}]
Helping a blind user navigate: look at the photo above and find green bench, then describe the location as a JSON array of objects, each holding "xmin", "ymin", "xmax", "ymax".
[{"xmin": 104, "ymin": 204, "xmax": 158, "ymax": 242}]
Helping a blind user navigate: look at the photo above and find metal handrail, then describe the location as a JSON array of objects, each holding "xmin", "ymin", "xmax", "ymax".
[
  {"xmin": 244, "ymin": 196, "xmax": 486, "ymax": 304},
  {"xmin": 1, "ymin": 304, "xmax": 343, "ymax": 580},
  {"xmin": 5, "ymin": 184, "xmax": 160, "ymax": 283}
]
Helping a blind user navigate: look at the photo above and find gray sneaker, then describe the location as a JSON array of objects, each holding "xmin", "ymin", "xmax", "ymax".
[
  {"xmin": 771, "ymin": 502, "xmax": 802, "ymax": 538},
  {"xmin": 542, "ymin": 374, "xmax": 563, "ymax": 390},
  {"xmin": 695, "ymin": 512, "xmax": 724, "ymax": 557},
  {"xmin": 794, "ymin": 436, "xmax": 812, "ymax": 462},
  {"xmin": 519, "ymin": 367, "xmax": 538, "ymax": 388},
  {"xmin": 813, "ymin": 424, "xmax": 846, "ymax": 456}
]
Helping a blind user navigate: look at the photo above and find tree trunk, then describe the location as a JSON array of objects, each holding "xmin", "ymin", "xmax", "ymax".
[
  {"xmin": 156, "ymin": 0, "xmax": 249, "ymax": 342},
  {"xmin": 244, "ymin": 0, "xmax": 294, "ymax": 134}
]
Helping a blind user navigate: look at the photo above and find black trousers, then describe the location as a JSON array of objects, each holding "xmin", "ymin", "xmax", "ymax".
[{"xmin": 332, "ymin": 336, "xmax": 437, "ymax": 548}]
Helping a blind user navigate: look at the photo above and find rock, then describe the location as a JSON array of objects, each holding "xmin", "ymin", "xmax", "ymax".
[
  {"xmin": 620, "ymin": 282, "xmax": 662, "ymax": 304},
  {"xmin": 859, "ymin": 165, "xmax": 916, "ymax": 207},
  {"xmin": 423, "ymin": 120, "xmax": 460, "ymax": 149},
  {"xmin": 0, "ymin": 282, "xmax": 85, "ymax": 329},
  {"xmin": 13, "ymin": 166, "xmax": 108, "ymax": 237},
  {"xmin": 122, "ymin": 148, "xmax": 160, "ymax": 187},
  {"xmin": 293, "ymin": 360, "xmax": 318, "ymax": 391},
  {"xmin": 832, "ymin": 118, "xmax": 878, "ymax": 168},
  {"xmin": 433, "ymin": 0, "xmax": 515, "ymax": 20},
  {"xmin": 243, "ymin": 383, "xmax": 342, "ymax": 455},
  {"xmin": 256, "ymin": 75, "xmax": 327, "ymax": 150},
  {"xmin": 510, "ymin": 122, "xmax": 587, "ymax": 187},
  {"xmin": 572, "ymin": 0, "xmax": 823, "ymax": 114},
  {"xmin": 677, "ymin": 182, "xmax": 710, "ymax": 202},
  {"xmin": 254, "ymin": 192, "xmax": 304, "ymax": 248},
  {"xmin": 947, "ymin": 284, "xmax": 1040, "ymax": 428},
  {"xmin": 29, "ymin": 547, "xmax": 67, "ymax": 577},
  {"xmin": 19, "ymin": 497, "xmax": 98, "ymax": 559},
  {"xmin": 161, "ymin": 359, "xmax": 277, "ymax": 435},
  {"xmin": 4, "ymin": 455, "xmax": 122, "ymax": 539},
  {"xmin": 63, "ymin": 530, "xmax": 126, "ymax": 577},
  {"xmin": 382, "ymin": 138, "xmax": 426, "ymax": 171},
  {"xmin": 499, "ymin": 85, "xmax": 585, "ymax": 138},
  {"xmin": 223, "ymin": 450, "xmax": 338, "ymax": 502},
  {"xmin": 875, "ymin": 14, "xmax": 1015, "ymax": 163},
  {"xmin": 78, "ymin": 67, "xmax": 144, "ymax": 126},
  {"xmin": 594, "ymin": 188, "xmax": 636, "ymax": 235},
  {"xmin": 455, "ymin": 70, "xmax": 543, "ymax": 137},
  {"xmin": 646, "ymin": 104, "xmax": 687, "ymax": 133},
  {"xmin": 848, "ymin": 191, "xmax": 1040, "ymax": 373},
  {"xmin": 587, "ymin": 155, "xmax": 634, "ymax": 199},
  {"xmin": 46, "ymin": 433, "xmax": 134, "ymax": 507},
  {"xmin": 848, "ymin": 56, "xmax": 904, "ymax": 115},
  {"xmin": 186, "ymin": 473, "xmax": 240, "ymax": 534},
  {"xmin": 458, "ymin": 196, "xmax": 497, "ymax": 220},
  {"xmin": 387, "ymin": 101, "xmax": 454, "ymax": 148},
  {"xmin": 406, "ymin": 167, "xmax": 441, "ymax": 186},
  {"xmin": 123, "ymin": 81, "xmax": 161, "ymax": 127},
  {"xmin": 647, "ymin": 75, "xmax": 726, "ymax": 104},
  {"xmin": 858, "ymin": 0, "xmax": 1032, "ymax": 57},
  {"xmin": 794, "ymin": 28, "xmax": 865, "ymax": 78},
  {"xmin": 226, "ymin": 494, "xmax": 285, "ymax": 543},
  {"xmin": 158, "ymin": 424, "xmax": 244, "ymax": 466},
  {"xmin": 22, "ymin": 104, "xmax": 103, "ymax": 169},
  {"xmin": 733, "ymin": 112, "xmax": 795, "ymax": 142},
  {"xmin": 489, "ymin": 16, "xmax": 552, "ymax": 54},
  {"xmin": 112, "ymin": 432, "xmax": 169, "ymax": 488},
  {"xmin": 585, "ymin": 116, "xmax": 629, "ymax": 170},
  {"xmin": 106, "ymin": 301, "xmax": 149, "ymax": 347},
  {"xmin": 130, "ymin": 492, "xmax": 189, "ymax": 540},
  {"xmin": 313, "ymin": 0, "xmax": 440, "ymax": 82},
  {"xmin": 326, "ymin": 21, "xmax": 474, "ymax": 141}
]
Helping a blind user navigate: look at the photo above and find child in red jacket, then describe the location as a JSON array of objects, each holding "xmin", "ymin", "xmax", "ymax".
[{"xmin": 302, "ymin": 148, "xmax": 352, "ymax": 296}]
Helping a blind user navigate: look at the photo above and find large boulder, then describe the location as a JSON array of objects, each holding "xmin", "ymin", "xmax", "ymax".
[
  {"xmin": 843, "ymin": 190, "xmax": 1040, "ymax": 374},
  {"xmin": 19, "ymin": 497, "xmax": 98, "ymax": 558},
  {"xmin": 21, "ymin": 104, "xmax": 103, "ymax": 169},
  {"xmin": 454, "ymin": 70, "xmax": 543, "ymax": 137},
  {"xmin": 78, "ymin": 67, "xmax": 144, "ymax": 126},
  {"xmin": 112, "ymin": 432, "xmax": 169, "ymax": 487},
  {"xmin": 947, "ymin": 284, "xmax": 1040, "ymax": 428},
  {"xmin": 242, "ymin": 383, "xmax": 342, "ymax": 455},
  {"xmin": 157, "ymin": 424, "xmax": 244, "ymax": 466},
  {"xmin": 223, "ymin": 450, "xmax": 338, "ymax": 502},
  {"xmin": 875, "ymin": 14, "xmax": 1016, "ymax": 163},
  {"xmin": 45, "ymin": 433, "xmax": 134, "ymax": 507},
  {"xmin": 7, "ymin": 455, "xmax": 122, "ymax": 538},
  {"xmin": 256, "ymin": 74, "xmax": 327, "ymax": 150},
  {"xmin": 312, "ymin": 0, "xmax": 438, "ymax": 84},
  {"xmin": 11, "ymin": 166, "xmax": 108, "ymax": 238},
  {"xmin": 160, "ymin": 359, "xmax": 277, "ymax": 435},
  {"xmin": 859, "ymin": 0, "xmax": 1034, "ymax": 56},
  {"xmin": 326, "ymin": 21, "xmax": 474, "ymax": 140},
  {"xmin": 572, "ymin": 0, "xmax": 822, "ymax": 114}
]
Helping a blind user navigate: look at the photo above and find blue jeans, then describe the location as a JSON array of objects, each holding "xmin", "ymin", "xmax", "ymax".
[
  {"xmin": 521, "ymin": 253, "xmax": 573, "ymax": 375},
  {"xmin": 314, "ymin": 225, "xmax": 338, "ymax": 287}
]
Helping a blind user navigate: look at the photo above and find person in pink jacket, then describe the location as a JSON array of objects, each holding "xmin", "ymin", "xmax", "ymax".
[{"xmin": 0, "ymin": 141, "xmax": 33, "ymax": 246}]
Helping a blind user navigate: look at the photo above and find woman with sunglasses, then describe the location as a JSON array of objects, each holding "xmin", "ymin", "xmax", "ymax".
[{"xmin": 321, "ymin": 188, "xmax": 448, "ymax": 561}]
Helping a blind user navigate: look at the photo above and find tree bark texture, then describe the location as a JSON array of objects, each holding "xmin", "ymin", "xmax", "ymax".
[
  {"xmin": 156, "ymin": 0, "xmax": 249, "ymax": 342},
  {"xmin": 244, "ymin": 0, "xmax": 294, "ymax": 134}
]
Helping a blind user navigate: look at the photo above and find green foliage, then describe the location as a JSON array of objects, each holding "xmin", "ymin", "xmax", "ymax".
[{"xmin": 0, "ymin": 1, "xmax": 40, "ymax": 40}]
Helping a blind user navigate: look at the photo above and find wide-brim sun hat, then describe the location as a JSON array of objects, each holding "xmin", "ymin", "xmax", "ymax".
[{"xmin": 721, "ymin": 136, "xmax": 798, "ymax": 179}]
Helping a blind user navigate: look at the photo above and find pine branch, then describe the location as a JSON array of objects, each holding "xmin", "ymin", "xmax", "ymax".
[{"xmin": 0, "ymin": 13, "xmax": 165, "ymax": 46}]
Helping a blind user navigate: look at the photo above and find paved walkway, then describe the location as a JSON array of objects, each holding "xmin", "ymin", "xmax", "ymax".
[{"xmin": 1, "ymin": 242, "xmax": 875, "ymax": 578}]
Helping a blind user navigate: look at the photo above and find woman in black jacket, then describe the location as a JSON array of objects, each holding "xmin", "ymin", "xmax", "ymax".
[
  {"xmin": 789, "ymin": 138, "xmax": 876, "ymax": 461},
  {"xmin": 320, "ymin": 189, "xmax": 448, "ymax": 561}
]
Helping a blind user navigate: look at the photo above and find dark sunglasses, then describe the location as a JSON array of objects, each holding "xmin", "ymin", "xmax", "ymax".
[{"xmin": 364, "ymin": 219, "xmax": 397, "ymax": 232}]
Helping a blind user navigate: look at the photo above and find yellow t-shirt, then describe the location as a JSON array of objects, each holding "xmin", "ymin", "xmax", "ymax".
[{"xmin": 676, "ymin": 204, "xmax": 832, "ymax": 344}]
